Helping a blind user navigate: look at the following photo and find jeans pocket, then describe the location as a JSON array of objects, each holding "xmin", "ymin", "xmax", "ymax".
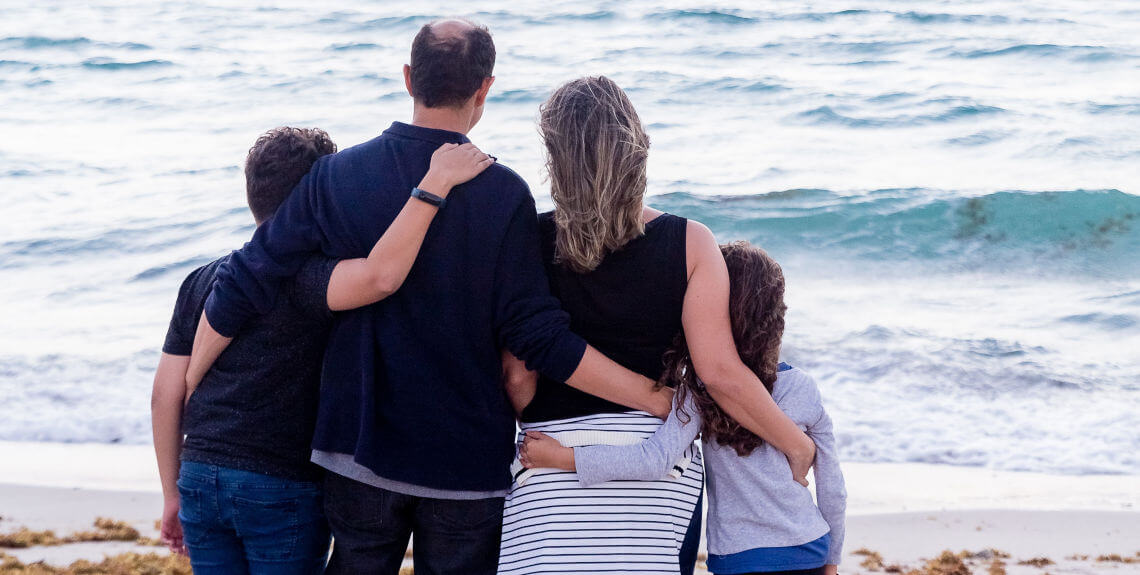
[
  {"xmin": 429, "ymin": 497, "xmax": 504, "ymax": 531},
  {"xmin": 176, "ymin": 484, "xmax": 212, "ymax": 547},
  {"xmin": 231, "ymin": 493, "xmax": 300, "ymax": 561},
  {"xmin": 324, "ymin": 474, "xmax": 387, "ymax": 530}
]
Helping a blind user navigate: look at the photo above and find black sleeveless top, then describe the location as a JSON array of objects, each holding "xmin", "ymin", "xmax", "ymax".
[{"xmin": 520, "ymin": 211, "xmax": 689, "ymax": 423}]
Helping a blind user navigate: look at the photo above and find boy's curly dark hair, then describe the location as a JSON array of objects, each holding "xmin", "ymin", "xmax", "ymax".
[
  {"xmin": 245, "ymin": 127, "xmax": 337, "ymax": 223},
  {"xmin": 666, "ymin": 241, "xmax": 787, "ymax": 456}
]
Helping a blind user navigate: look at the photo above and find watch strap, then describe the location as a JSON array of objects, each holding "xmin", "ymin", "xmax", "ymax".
[{"xmin": 411, "ymin": 187, "xmax": 446, "ymax": 209}]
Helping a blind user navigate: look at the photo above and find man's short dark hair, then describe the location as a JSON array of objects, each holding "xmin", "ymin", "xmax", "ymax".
[
  {"xmin": 245, "ymin": 127, "xmax": 337, "ymax": 223},
  {"xmin": 410, "ymin": 20, "xmax": 496, "ymax": 108}
]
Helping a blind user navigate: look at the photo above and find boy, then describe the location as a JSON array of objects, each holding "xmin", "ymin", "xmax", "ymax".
[{"xmin": 151, "ymin": 127, "xmax": 491, "ymax": 573}]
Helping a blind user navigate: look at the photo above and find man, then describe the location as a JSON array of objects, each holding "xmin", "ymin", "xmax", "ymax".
[{"xmin": 188, "ymin": 19, "xmax": 672, "ymax": 574}]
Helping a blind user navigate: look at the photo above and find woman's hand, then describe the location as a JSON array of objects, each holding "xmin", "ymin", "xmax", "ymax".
[
  {"xmin": 520, "ymin": 431, "xmax": 576, "ymax": 471},
  {"xmin": 418, "ymin": 143, "xmax": 495, "ymax": 197},
  {"xmin": 160, "ymin": 496, "xmax": 186, "ymax": 555},
  {"xmin": 787, "ymin": 437, "xmax": 816, "ymax": 487},
  {"xmin": 502, "ymin": 350, "xmax": 537, "ymax": 418},
  {"xmin": 824, "ymin": 565, "xmax": 838, "ymax": 575}
]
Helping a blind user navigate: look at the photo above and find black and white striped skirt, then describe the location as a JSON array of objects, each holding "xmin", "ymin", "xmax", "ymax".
[{"xmin": 497, "ymin": 411, "xmax": 704, "ymax": 575}]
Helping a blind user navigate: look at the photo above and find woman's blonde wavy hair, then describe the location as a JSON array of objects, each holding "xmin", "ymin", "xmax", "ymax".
[{"xmin": 539, "ymin": 76, "xmax": 650, "ymax": 273}]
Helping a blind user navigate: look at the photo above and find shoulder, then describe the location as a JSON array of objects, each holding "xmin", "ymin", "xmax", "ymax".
[
  {"xmin": 771, "ymin": 366, "xmax": 822, "ymax": 409},
  {"xmin": 168, "ymin": 257, "xmax": 226, "ymax": 342},
  {"xmin": 177, "ymin": 257, "xmax": 225, "ymax": 303},
  {"xmin": 475, "ymin": 160, "xmax": 533, "ymax": 203},
  {"xmin": 684, "ymin": 218, "xmax": 717, "ymax": 251},
  {"xmin": 333, "ymin": 135, "xmax": 384, "ymax": 161},
  {"xmin": 484, "ymin": 160, "xmax": 529, "ymax": 187},
  {"xmin": 651, "ymin": 212, "xmax": 689, "ymax": 242},
  {"xmin": 304, "ymin": 135, "xmax": 384, "ymax": 181},
  {"xmin": 452, "ymin": 160, "xmax": 535, "ymax": 228},
  {"xmin": 683, "ymin": 218, "xmax": 721, "ymax": 276}
]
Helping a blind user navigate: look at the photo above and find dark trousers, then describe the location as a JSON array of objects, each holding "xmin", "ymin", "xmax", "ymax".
[
  {"xmin": 741, "ymin": 569, "xmax": 826, "ymax": 575},
  {"xmin": 322, "ymin": 471, "xmax": 504, "ymax": 575},
  {"xmin": 679, "ymin": 488, "xmax": 704, "ymax": 575}
]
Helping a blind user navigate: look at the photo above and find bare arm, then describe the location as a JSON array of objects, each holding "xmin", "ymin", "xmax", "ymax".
[
  {"xmin": 808, "ymin": 393, "xmax": 847, "ymax": 567},
  {"xmin": 566, "ymin": 347, "xmax": 673, "ymax": 419},
  {"xmin": 504, "ymin": 347, "xmax": 671, "ymax": 420},
  {"xmin": 185, "ymin": 314, "xmax": 230, "ymax": 401},
  {"xmin": 502, "ymin": 350, "xmax": 537, "ymax": 417},
  {"xmin": 521, "ymin": 394, "xmax": 702, "ymax": 486},
  {"xmin": 681, "ymin": 221, "xmax": 815, "ymax": 484},
  {"xmin": 187, "ymin": 144, "xmax": 494, "ymax": 391},
  {"xmin": 150, "ymin": 352, "xmax": 189, "ymax": 555},
  {"xmin": 501, "ymin": 345, "xmax": 669, "ymax": 419},
  {"xmin": 326, "ymin": 143, "xmax": 494, "ymax": 311}
]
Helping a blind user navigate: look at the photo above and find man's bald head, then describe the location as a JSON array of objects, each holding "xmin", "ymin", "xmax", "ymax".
[
  {"xmin": 409, "ymin": 19, "xmax": 495, "ymax": 109},
  {"xmin": 429, "ymin": 18, "xmax": 476, "ymax": 39}
]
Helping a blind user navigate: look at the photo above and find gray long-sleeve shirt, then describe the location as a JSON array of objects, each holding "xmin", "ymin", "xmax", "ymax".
[{"xmin": 574, "ymin": 366, "xmax": 847, "ymax": 565}]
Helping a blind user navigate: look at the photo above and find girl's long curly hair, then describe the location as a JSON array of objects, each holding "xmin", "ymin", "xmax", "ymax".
[{"xmin": 666, "ymin": 241, "xmax": 787, "ymax": 456}]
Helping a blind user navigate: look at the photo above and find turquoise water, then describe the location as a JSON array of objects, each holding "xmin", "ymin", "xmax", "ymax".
[{"xmin": 0, "ymin": 1, "xmax": 1137, "ymax": 475}]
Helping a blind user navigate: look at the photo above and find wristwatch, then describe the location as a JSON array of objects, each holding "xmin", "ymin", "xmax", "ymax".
[{"xmin": 411, "ymin": 187, "xmax": 446, "ymax": 209}]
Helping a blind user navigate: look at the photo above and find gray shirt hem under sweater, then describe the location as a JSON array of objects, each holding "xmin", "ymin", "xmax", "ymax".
[{"xmin": 312, "ymin": 450, "xmax": 509, "ymax": 500}]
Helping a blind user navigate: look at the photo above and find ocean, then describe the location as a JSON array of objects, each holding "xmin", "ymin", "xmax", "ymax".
[{"xmin": 1, "ymin": 0, "xmax": 1137, "ymax": 476}]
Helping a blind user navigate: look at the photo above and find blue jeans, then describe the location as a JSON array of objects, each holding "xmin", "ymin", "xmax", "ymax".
[{"xmin": 178, "ymin": 461, "xmax": 331, "ymax": 575}]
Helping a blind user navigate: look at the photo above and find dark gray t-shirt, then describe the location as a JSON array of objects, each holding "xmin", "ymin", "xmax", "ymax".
[{"xmin": 163, "ymin": 254, "xmax": 336, "ymax": 481}]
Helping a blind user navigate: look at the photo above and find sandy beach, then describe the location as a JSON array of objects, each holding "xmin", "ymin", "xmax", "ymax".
[{"xmin": 1, "ymin": 440, "xmax": 1137, "ymax": 574}]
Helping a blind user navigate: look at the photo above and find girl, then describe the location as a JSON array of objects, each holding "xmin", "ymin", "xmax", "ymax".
[{"xmin": 521, "ymin": 242, "xmax": 846, "ymax": 575}]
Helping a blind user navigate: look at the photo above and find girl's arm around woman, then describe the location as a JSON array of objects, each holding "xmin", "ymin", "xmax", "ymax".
[
  {"xmin": 521, "ymin": 394, "xmax": 702, "ymax": 485},
  {"xmin": 801, "ymin": 375, "xmax": 847, "ymax": 571}
]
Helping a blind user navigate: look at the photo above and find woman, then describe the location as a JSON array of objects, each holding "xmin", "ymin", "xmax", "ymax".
[
  {"xmin": 522, "ymin": 242, "xmax": 848, "ymax": 575},
  {"xmin": 497, "ymin": 77, "xmax": 816, "ymax": 575}
]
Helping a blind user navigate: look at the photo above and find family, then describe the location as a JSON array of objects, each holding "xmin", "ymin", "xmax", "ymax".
[{"xmin": 150, "ymin": 18, "xmax": 846, "ymax": 575}]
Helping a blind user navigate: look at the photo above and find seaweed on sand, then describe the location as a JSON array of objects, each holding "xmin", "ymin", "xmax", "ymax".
[
  {"xmin": 920, "ymin": 550, "xmax": 972, "ymax": 575},
  {"xmin": 0, "ymin": 529, "xmax": 61, "ymax": 549},
  {"xmin": 0, "ymin": 551, "xmax": 191, "ymax": 574},
  {"xmin": 1096, "ymin": 554, "xmax": 1138, "ymax": 563},
  {"xmin": 854, "ymin": 548, "xmax": 885, "ymax": 571},
  {"xmin": 66, "ymin": 519, "xmax": 139, "ymax": 543},
  {"xmin": 0, "ymin": 519, "xmax": 157, "ymax": 549}
]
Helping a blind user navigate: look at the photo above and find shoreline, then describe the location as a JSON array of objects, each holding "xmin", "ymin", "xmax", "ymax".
[
  {"xmin": 2, "ymin": 440, "xmax": 1137, "ymax": 572},
  {"xmin": 0, "ymin": 440, "xmax": 1135, "ymax": 514},
  {"xmin": 2, "ymin": 485, "xmax": 1136, "ymax": 573}
]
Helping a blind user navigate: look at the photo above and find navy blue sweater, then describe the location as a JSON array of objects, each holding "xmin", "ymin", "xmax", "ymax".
[{"xmin": 204, "ymin": 122, "xmax": 588, "ymax": 492}]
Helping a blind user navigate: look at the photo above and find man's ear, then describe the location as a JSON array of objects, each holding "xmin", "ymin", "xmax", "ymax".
[
  {"xmin": 404, "ymin": 64, "xmax": 414, "ymax": 98},
  {"xmin": 473, "ymin": 76, "xmax": 495, "ymax": 108}
]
